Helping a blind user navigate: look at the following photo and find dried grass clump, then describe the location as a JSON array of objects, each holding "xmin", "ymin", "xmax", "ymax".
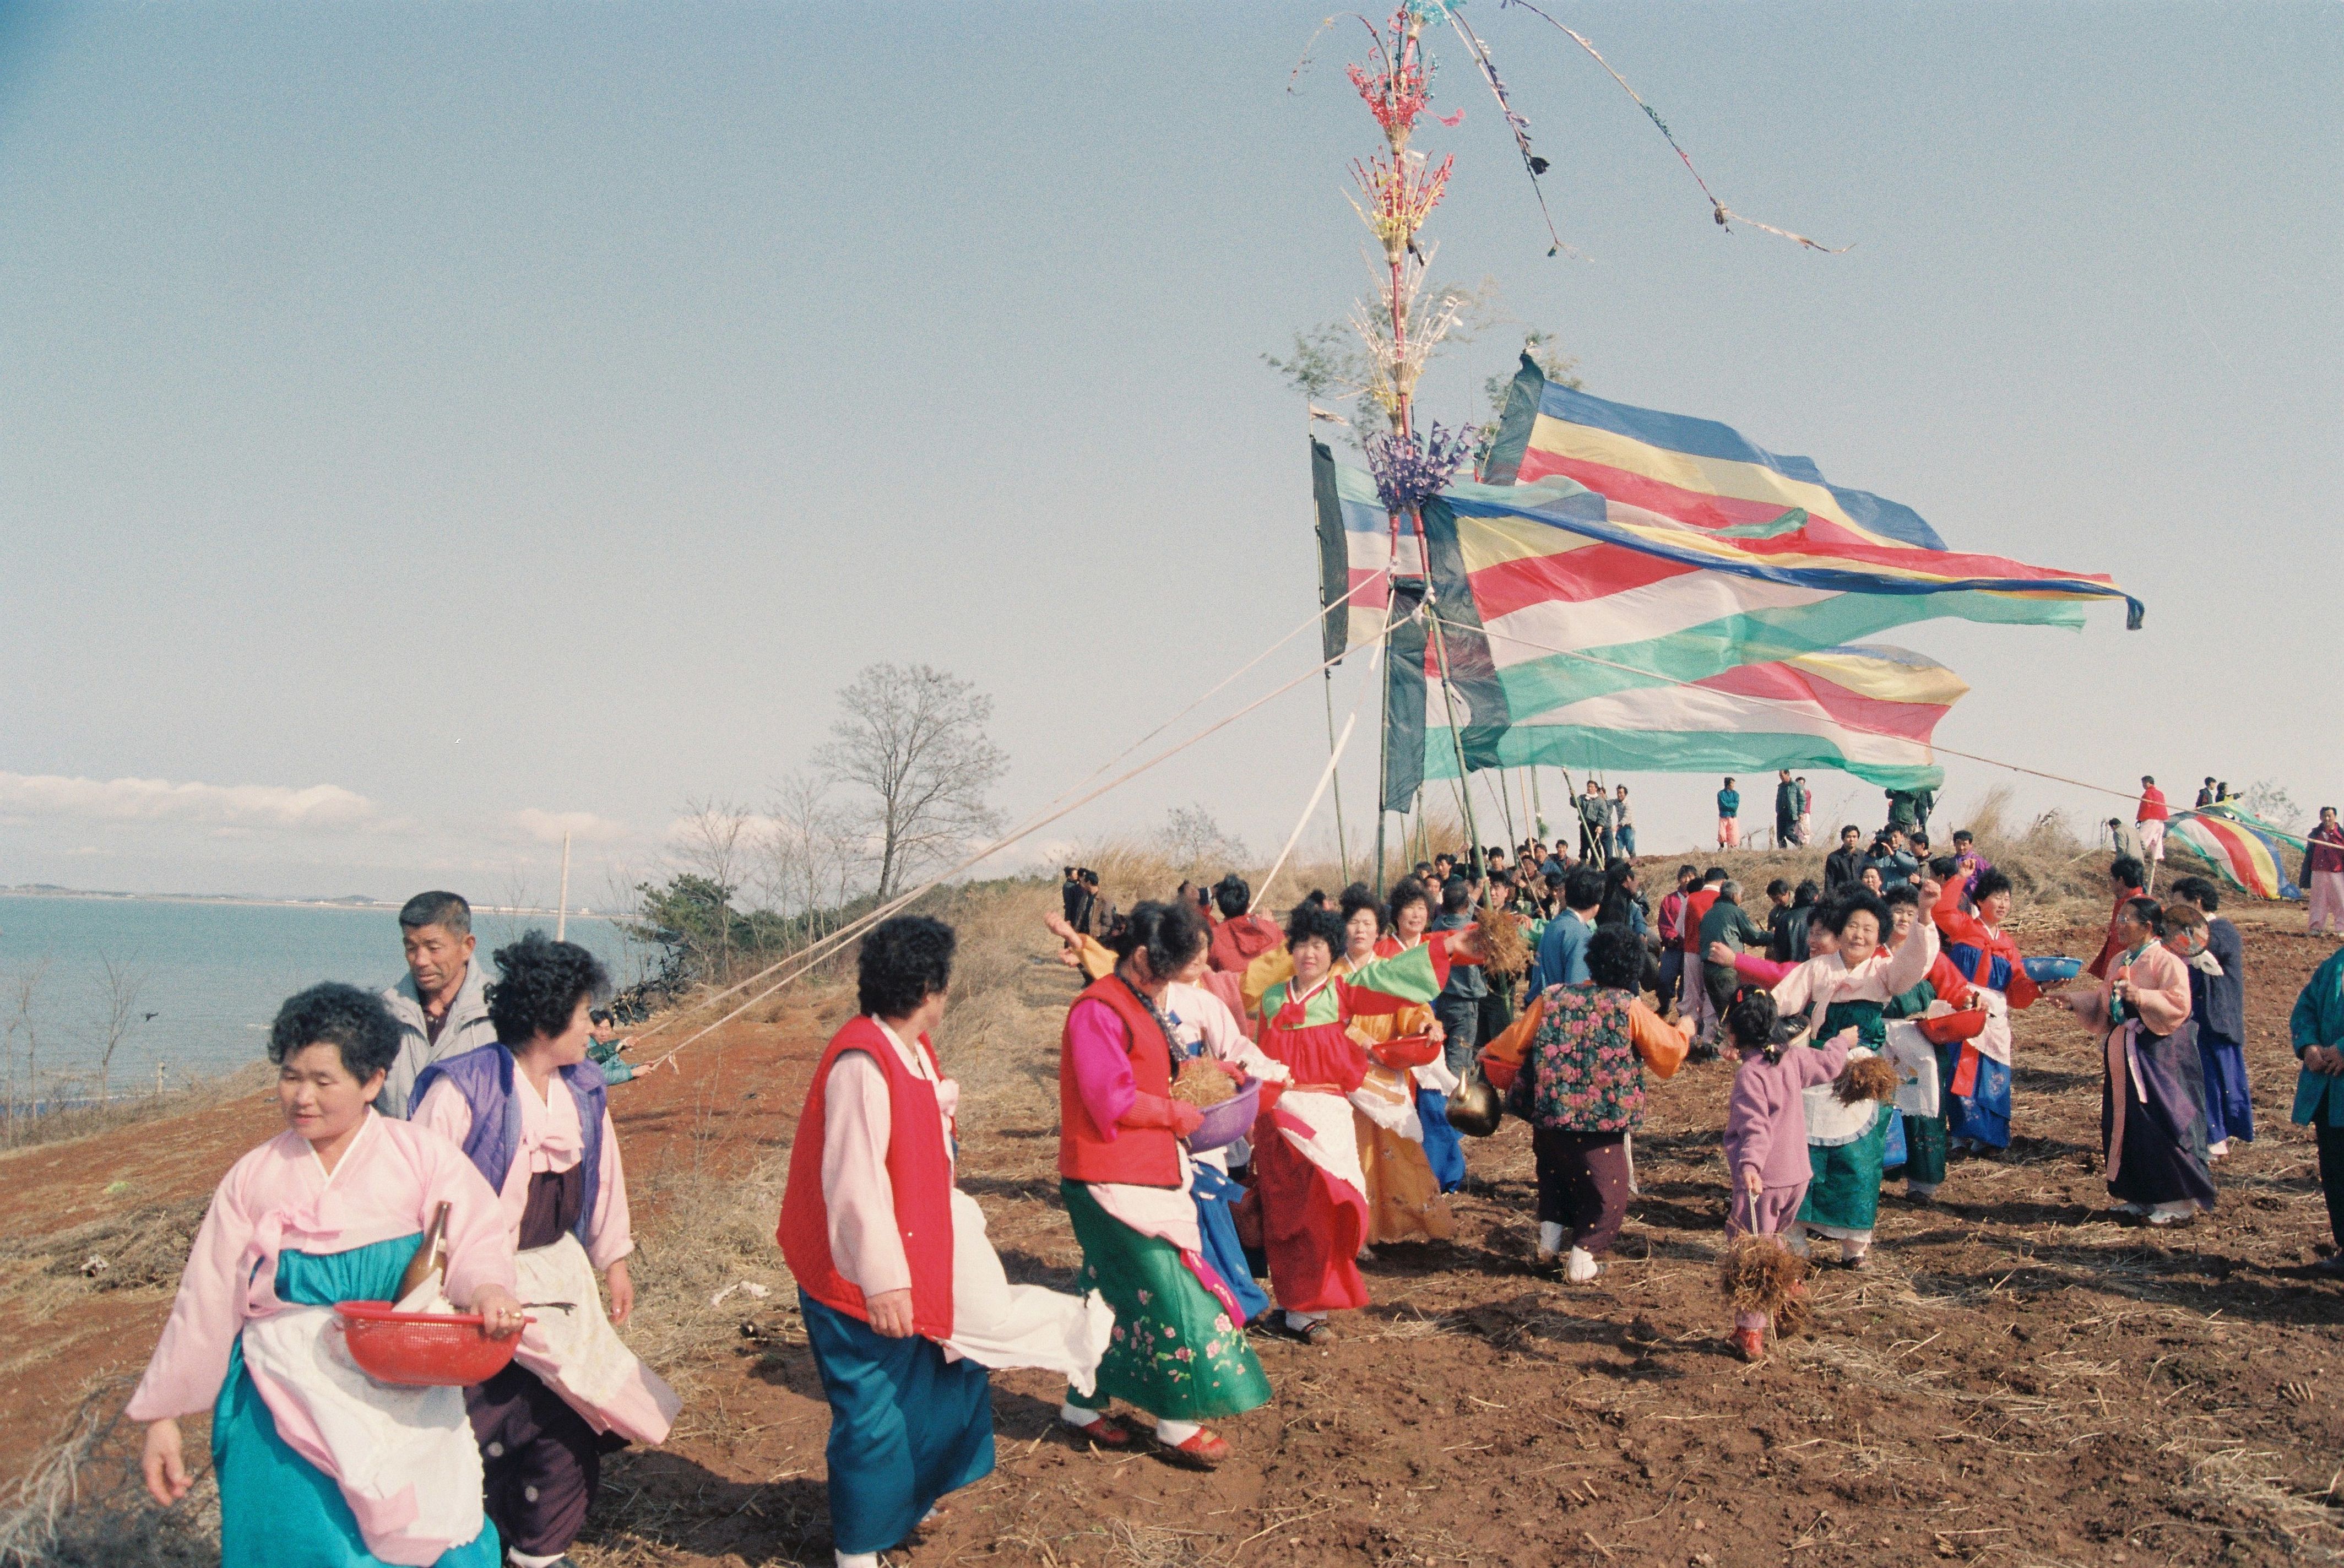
[
  {"xmin": 1720, "ymin": 1234, "xmax": 1811, "ymax": 1334},
  {"xmin": 1473, "ymin": 907, "xmax": 1531, "ymax": 978},
  {"xmin": 1835, "ymin": 1055, "xmax": 1901, "ymax": 1105},
  {"xmin": 1170, "ymin": 1059, "xmax": 1236, "ymax": 1108}
]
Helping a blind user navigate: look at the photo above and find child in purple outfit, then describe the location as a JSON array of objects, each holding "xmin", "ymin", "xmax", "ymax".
[{"xmin": 1722, "ymin": 990, "xmax": 1852, "ymax": 1360}]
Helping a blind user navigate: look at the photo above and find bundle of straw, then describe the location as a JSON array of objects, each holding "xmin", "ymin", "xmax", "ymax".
[
  {"xmin": 1473, "ymin": 907, "xmax": 1531, "ymax": 978},
  {"xmin": 1835, "ymin": 1055, "xmax": 1901, "ymax": 1106},
  {"xmin": 1719, "ymin": 1234, "xmax": 1810, "ymax": 1334},
  {"xmin": 1170, "ymin": 1058, "xmax": 1237, "ymax": 1109}
]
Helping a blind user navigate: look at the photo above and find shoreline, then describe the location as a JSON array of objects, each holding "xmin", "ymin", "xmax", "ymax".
[{"xmin": 0, "ymin": 887, "xmax": 616, "ymax": 920}]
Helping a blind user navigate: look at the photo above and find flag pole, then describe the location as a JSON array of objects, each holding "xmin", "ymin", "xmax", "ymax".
[{"xmin": 555, "ymin": 831, "xmax": 572, "ymax": 942}]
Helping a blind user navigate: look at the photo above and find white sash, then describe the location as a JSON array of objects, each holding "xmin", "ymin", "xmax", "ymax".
[
  {"xmin": 1277, "ymin": 1088, "xmax": 1369, "ymax": 1200},
  {"xmin": 1803, "ymin": 1046, "xmax": 1883, "ymax": 1147},
  {"xmin": 510, "ymin": 1235, "xmax": 680, "ymax": 1444},
  {"xmin": 940, "ymin": 1189, "xmax": 1114, "ymax": 1397},
  {"xmin": 1882, "ymin": 1021, "xmax": 1940, "ymax": 1118}
]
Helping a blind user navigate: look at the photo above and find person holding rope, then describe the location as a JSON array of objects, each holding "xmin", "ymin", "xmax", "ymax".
[
  {"xmin": 1252, "ymin": 900, "xmax": 1481, "ymax": 1343},
  {"xmin": 1054, "ymin": 900, "xmax": 1271, "ymax": 1464}
]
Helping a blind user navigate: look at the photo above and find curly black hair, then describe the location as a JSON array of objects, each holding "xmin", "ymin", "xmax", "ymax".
[
  {"xmin": 1284, "ymin": 900, "xmax": 1348, "ymax": 956},
  {"xmin": 1212, "ymin": 874, "xmax": 1251, "ymax": 919},
  {"xmin": 269, "ymin": 982, "xmax": 402, "ymax": 1082},
  {"xmin": 858, "ymin": 915, "xmax": 957, "ymax": 1018},
  {"xmin": 1387, "ymin": 879, "xmax": 1434, "ymax": 926},
  {"xmin": 486, "ymin": 931, "xmax": 611, "ymax": 1044},
  {"xmin": 1337, "ymin": 882, "xmax": 1384, "ymax": 932},
  {"xmin": 1819, "ymin": 891, "xmax": 1892, "ymax": 940},
  {"xmin": 2110, "ymin": 855, "xmax": 2146, "ymax": 889},
  {"xmin": 1108, "ymin": 899, "xmax": 1207, "ymax": 979},
  {"xmin": 1586, "ymin": 924, "xmax": 1644, "ymax": 991},
  {"xmin": 1972, "ymin": 868, "xmax": 2014, "ymax": 904},
  {"xmin": 1725, "ymin": 988, "xmax": 1783, "ymax": 1060}
]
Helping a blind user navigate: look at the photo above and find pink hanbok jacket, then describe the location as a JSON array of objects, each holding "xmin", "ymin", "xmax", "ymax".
[{"xmin": 126, "ymin": 1111, "xmax": 514, "ymax": 1423}]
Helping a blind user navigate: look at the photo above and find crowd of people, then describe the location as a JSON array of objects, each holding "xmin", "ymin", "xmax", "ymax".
[{"xmin": 123, "ymin": 781, "xmax": 2344, "ymax": 1568}]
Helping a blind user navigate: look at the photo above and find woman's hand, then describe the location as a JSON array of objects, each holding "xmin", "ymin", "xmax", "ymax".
[
  {"xmin": 1742, "ymin": 1168, "xmax": 1764, "ymax": 1198},
  {"xmin": 473, "ymin": 1284, "xmax": 528, "ymax": 1340},
  {"xmin": 1706, "ymin": 941, "xmax": 1737, "ymax": 966},
  {"xmin": 142, "ymin": 1419, "xmax": 189, "ymax": 1508},
  {"xmin": 2306, "ymin": 1045, "xmax": 2344, "ymax": 1076},
  {"xmin": 1426, "ymin": 1018, "xmax": 1446, "ymax": 1046},
  {"xmin": 865, "ymin": 1289, "xmax": 916, "ymax": 1338},
  {"xmin": 605, "ymin": 1257, "xmax": 634, "ymax": 1325}
]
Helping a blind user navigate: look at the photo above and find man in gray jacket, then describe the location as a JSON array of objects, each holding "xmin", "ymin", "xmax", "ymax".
[{"xmin": 377, "ymin": 890, "xmax": 500, "ymax": 1117}]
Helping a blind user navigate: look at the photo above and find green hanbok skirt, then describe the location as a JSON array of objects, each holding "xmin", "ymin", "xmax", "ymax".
[{"xmin": 1061, "ymin": 1181, "xmax": 1271, "ymax": 1422}]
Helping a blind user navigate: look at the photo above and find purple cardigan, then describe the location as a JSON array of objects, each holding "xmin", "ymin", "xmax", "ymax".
[
  {"xmin": 1724, "ymin": 1035, "xmax": 1851, "ymax": 1187},
  {"xmin": 412, "ymin": 1044, "xmax": 607, "ymax": 1250}
]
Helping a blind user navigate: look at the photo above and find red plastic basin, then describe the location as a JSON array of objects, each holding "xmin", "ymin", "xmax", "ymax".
[
  {"xmin": 1371, "ymin": 1033, "xmax": 1441, "ymax": 1070},
  {"xmin": 336, "ymin": 1300, "xmax": 521, "ymax": 1388}
]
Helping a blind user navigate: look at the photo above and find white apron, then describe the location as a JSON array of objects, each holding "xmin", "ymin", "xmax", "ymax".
[{"xmin": 239, "ymin": 1309, "xmax": 485, "ymax": 1568}]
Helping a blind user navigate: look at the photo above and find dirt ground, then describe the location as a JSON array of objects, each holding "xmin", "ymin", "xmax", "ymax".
[{"xmin": 7, "ymin": 906, "xmax": 2344, "ymax": 1567}]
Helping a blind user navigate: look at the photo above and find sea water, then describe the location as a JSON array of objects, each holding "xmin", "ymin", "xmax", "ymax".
[{"xmin": 0, "ymin": 895, "xmax": 646, "ymax": 1095}]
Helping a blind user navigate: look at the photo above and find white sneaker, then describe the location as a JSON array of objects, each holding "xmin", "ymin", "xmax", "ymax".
[
  {"xmin": 2206, "ymin": 1140, "xmax": 2229, "ymax": 1161},
  {"xmin": 1565, "ymin": 1246, "xmax": 1600, "ymax": 1283}
]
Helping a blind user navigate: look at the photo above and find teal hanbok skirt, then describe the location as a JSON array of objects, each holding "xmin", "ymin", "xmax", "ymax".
[{"xmin": 215, "ymin": 1234, "xmax": 500, "ymax": 1568}]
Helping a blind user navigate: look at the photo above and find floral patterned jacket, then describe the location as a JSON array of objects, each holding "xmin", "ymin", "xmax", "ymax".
[{"xmin": 1508, "ymin": 983, "xmax": 1648, "ymax": 1133}]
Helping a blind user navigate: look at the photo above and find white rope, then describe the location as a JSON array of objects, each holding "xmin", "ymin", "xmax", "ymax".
[
  {"xmin": 1252, "ymin": 711, "xmax": 1362, "ymax": 917},
  {"xmin": 640, "ymin": 615, "xmax": 1399, "ymax": 1071},
  {"xmin": 631, "ymin": 569, "xmax": 1389, "ymax": 1044}
]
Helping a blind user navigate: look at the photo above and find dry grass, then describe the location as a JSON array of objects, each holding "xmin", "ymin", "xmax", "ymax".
[
  {"xmin": 1, "ymin": 1065, "xmax": 274, "ymax": 1155},
  {"xmin": 0, "ymin": 1382, "xmax": 216, "ymax": 1568}
]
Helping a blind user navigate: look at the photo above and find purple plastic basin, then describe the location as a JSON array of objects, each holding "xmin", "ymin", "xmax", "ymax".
[{"xmin": 1185, "ymin": 1077, "xmax": 1262, "ymax": 1153}]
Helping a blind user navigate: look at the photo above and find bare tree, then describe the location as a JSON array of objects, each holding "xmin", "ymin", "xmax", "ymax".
[
  {"xmin": 1160, "ymin": 804, "xmax": 1249, "ymax": 873},
  {"xmin": 815, "ymin": 663, "xmax": 1008, "ymax": 900},
  {"xmin": 759, "ymin": 771, "xmax": 862, "ymax": 942},
  {"xmin": 79, "ymin": 954, "xmax": 148, "ymax": 1105},
  {"xmin": 672, "ymin": 796, "xmax": 755, "ymax": 976},
  {"xmin": 5, "ymin": 958, "xmax": 50, "ymax": 1139}
]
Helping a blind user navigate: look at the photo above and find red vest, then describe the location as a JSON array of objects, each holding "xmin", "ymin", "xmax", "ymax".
[
  {"xmin": 1058, "ymin": 976, "xmax": 1181, "ymax": 1188},
  {"xmin": 775, "ymin": 1017, "xmax": 956, "ymax": 1339}
]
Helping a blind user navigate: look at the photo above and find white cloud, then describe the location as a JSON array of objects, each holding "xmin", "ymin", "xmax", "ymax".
[
  {"xmin": 0, "ymin": 771, "xmax": 398, "ymax": 833},
  {"xmin": 511, "ymin": 808, "xmax": 633, "ymax": 845}
]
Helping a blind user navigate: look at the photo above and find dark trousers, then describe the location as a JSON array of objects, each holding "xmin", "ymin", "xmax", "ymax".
[
  {"xmin": 468, "ymin": 1360, "xmax": 614, "ymax": 1557},
  {"xmin": 1478, "ymin": 985, "xmax": 1515, "ymax": 1041},
  {"xmin": 1658, "ymin": 950, "xmax": 1684, "ymax": 1014},
  {"xmin": 2319, "ymin": 1121, "xmax": 2344, "ymax": 1252},
  {"xmin": 1532, "ymin": 1127, "xmax": 1631, "ymax": 1254},
  {"xmin": 1434, "ymin": 996, "xmax": 1482, "ymax": 1081}
]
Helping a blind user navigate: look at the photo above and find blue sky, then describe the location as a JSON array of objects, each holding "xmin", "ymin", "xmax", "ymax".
[{"xmin": 2, "ymin": 2, "xmax": 2336, "ymax": 901}]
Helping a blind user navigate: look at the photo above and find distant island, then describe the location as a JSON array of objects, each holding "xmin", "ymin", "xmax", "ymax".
[{"xmin": 1, "ymin": 885, "xmax": 615, "ymax": 918}]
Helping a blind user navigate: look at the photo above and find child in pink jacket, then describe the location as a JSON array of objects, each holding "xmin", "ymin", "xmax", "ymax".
[{"xmin": 1722, "ymin": 990, "xmax": 1852, "ymax": 1360}]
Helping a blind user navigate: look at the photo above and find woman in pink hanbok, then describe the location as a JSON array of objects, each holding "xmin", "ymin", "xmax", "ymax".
[{"xmin": 132, "ymin": 984, "xmax": 524, "ymax": 1568}]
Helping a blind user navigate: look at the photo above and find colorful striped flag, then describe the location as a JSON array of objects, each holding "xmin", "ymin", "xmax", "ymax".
[
  {"xmin": 1420, "ymin": 643, "xmax": 1966, "ymax": 791},
  {"xmin": 2168, "ymin": 808, "xmax": 2305, "ymax": 901}
]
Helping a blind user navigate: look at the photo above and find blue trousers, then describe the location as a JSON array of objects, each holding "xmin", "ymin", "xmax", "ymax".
[{"xmin": 801, "ymin": 1293, "xmax": 993, "ymax": 1556}]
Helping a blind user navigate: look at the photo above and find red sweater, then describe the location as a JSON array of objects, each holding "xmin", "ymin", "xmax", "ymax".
[{"xmin": 775, "ymin": 1017, "xmax": 957, "ymax": 1339}]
